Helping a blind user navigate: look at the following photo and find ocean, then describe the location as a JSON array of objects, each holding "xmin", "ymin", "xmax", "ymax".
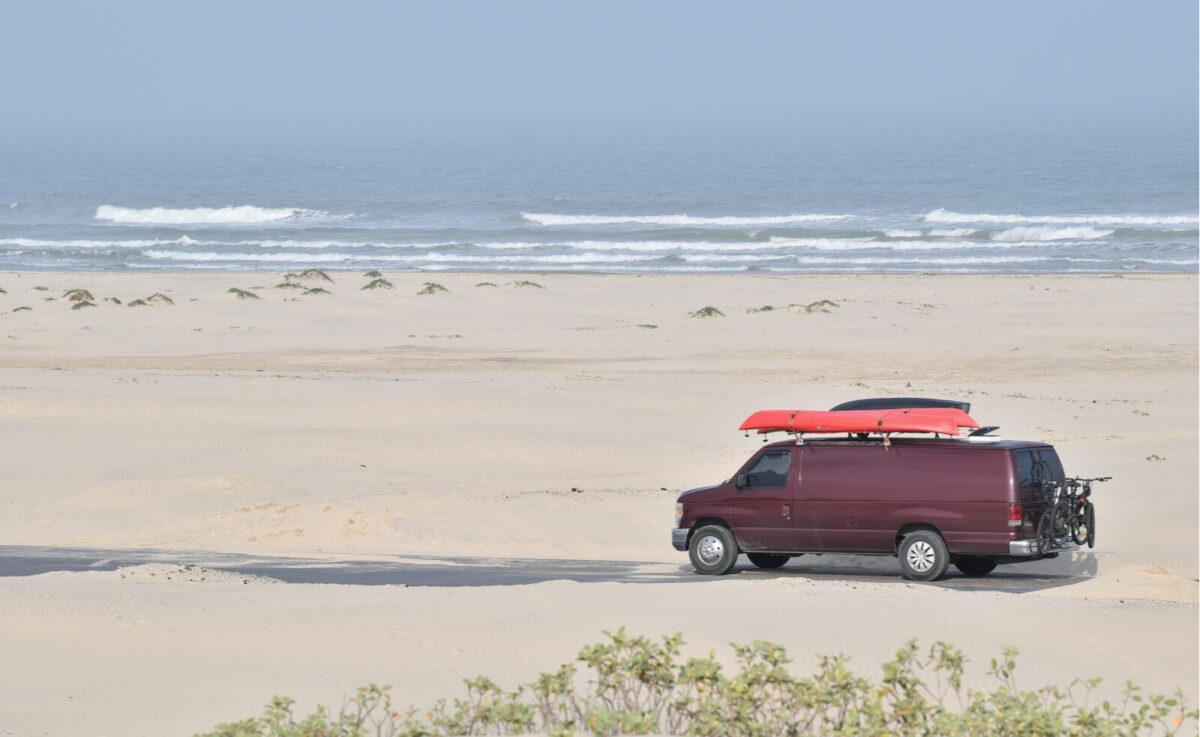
[{"xmin": 1, "ymin": 120, "xmax": 1196, "ymax": 274}]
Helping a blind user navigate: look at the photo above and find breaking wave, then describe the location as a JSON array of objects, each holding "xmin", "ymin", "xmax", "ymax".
[
  {"xmin": 520, "ymin": 212, "xmax": 853, "ymax": 227},
  {"xmin": 991, "ymin": 226, "xmax": 1114, "ymax": 241},
  {"xmin": 95, "ymin": 205, "xmax": 332, "ymax": 225},
  {"xmin": 925, "ymin": 208, "xmax": 1196, "ymax": 227}
]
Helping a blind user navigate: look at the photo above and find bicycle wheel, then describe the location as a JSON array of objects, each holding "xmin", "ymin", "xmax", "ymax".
[
  {"xmin": 1084, "ymin": 503, "xmax": 1095, "ymax": 549},
  {"xmin": 1037, "ymin": 505, "xmax": 1057, "ymax": 551},
  {"xmin": 1070, "ymin": 503, "xmax": 1088, "ymax": 545}
]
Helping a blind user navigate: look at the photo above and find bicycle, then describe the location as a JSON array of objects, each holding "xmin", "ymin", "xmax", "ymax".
[{"xmin": 1037, "ymin": 476, "xmax": 1108, "ymax": 552}]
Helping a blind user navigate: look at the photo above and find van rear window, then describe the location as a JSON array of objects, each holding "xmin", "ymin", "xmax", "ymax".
[{"xmin": 1015, "ymin": 448, "xmax": 1064, "ymax": 488}]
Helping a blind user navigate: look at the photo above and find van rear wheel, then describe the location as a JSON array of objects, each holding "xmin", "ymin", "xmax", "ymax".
[
  {"xmin": 688, "ymin": 525, "xmax": 738, "ymax": 575},
  {"xmin": 899, "ymin": 530, "xmax": 949, "ymax": 581},
  {"xmin": 954, "ymin": 555, "xmax": 997, "ymax": 577},
  {"xmin": 747, "ymin": 553, "xmax": 790, "ymax": 569}
]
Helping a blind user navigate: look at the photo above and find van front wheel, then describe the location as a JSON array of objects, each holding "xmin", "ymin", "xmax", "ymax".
[
  {"xmin": 899, "ymin": 530, "xmax": 949, "ymax": 581},
  {"xmin": 688, "ymin": 525, "xmax": 738, "ymax": 575}
]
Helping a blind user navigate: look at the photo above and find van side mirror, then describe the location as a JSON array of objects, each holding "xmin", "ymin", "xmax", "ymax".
[{"xmin": 735, "ymin": 472, "xmax": 746, "ymax": 489}]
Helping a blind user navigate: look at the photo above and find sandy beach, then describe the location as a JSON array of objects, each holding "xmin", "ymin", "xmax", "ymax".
[{"xmin": 0, "ymin": 270, "xmax": 1196, "ymax": 735}]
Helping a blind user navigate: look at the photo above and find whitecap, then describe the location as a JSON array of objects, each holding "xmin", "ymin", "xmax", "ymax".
[
  {"xmin": 925, "ymin": 208, "xmax": 1196, "ymax": 227},
  {"xmin": 992, "ymin": 226, "xmax": 1114, "ymax": 241},
  {"xmin": 96, "ymin": 204, "xmax": 335, "ymax": 225},
  {"xmin": 520, "ymin": 212, "xmax": 853, "ymax": 227}
]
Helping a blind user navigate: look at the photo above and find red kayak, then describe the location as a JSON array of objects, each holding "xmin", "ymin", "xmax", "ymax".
[{"xmin": 739, "ymin": 408, "xmax": 980, "ymax": 436}]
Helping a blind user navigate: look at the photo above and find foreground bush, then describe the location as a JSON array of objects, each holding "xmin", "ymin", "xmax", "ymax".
[{"xmin": 199, "ymin": 629, "xmax": 1196, "ymax": 736}]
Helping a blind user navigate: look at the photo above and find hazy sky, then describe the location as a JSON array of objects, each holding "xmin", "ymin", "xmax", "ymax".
[{"xmin": 2, "ymin": 1, "xmax": 1196, "ymax": 135}]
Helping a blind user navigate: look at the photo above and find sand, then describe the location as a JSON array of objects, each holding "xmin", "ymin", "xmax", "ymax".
[{"xmin": 0, "ymin": 271, "xmax": 1195, "ymax": 735}]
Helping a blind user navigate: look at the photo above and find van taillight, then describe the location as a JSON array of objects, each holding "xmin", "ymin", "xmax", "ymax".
[{"xmin": 1008, "ymin": 504, "xmax": 1023, "ymax": 527}]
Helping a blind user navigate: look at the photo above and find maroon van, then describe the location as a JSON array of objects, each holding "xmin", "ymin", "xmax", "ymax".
[{"xmin": 671, "ymin": 435, "xmax": 1085, "ymax": 581}]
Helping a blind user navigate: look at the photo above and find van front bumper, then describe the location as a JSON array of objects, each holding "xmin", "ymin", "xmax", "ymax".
[
  {"xmin": 671, "ymin": 528, "xmax": 689, "ymax": 551},
  {"xmin": 1010, "ymin": 539, "xmax": 1079, "ymax": 556}
]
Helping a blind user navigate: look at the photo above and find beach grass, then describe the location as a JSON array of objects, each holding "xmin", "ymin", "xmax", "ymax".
[
  {"xmin": 362, "ymin": 278, "xmax": 394, "ymax": 290},
  {"xmin": 418, "ymin": 282, "xmax": 449, "ymax": 295},
  {"xmin": 690, "ymin": 305, "xmax": 724, "ymax": 318},
  {"xmin": 227, "ymin": 288, "xmax": 261, "ymax": 300},
  {"xmin": 287, "ymin": 269, "xmax": 334, "ymax": 283}
]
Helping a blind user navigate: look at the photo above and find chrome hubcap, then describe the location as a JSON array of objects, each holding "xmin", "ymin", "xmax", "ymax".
[
  {"xmin": 697, "ymin": 535, "xmax": 725, "ymax": 565},
  {"xmin": 906, "ymin": 541, "xmax": 935, "ymax": 572}
]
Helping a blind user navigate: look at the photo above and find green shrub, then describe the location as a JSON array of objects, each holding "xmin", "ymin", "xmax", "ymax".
[
  {"xmin": 362, "ymin": 278, "xmax": 394, "ymax": 290},
  {"xmin": 418, "ymin": 282, "xmax": 448, "ymax": 295},
  {"xmin": 295, "ymin": 269, "xmax": 334, "ymax": 282},
  {"xmin": 364, "ymin": 270, "xmax": 383, "ymax": 278},
  {"xmin": 789, "ymin": 300, "xmax": 839, "ymax": 314},
  {"xmin": 227, "ymin": 288, "xmax": 260, "ymax": 300},
  {"xmin": 196, "ymin": 630, "xmax": 1197, "ymax": 737},
  {"xmin": 690, "ymin": 306, "xmax": 724, "ymax": 318}
]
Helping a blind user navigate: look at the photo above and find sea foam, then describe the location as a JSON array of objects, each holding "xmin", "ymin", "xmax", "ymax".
[
  {"xmin": 926, "ymin": 208, "xmax": 1196, "ymax": 227},
  {"xmin": 96, "ymin": 205, "xmax": 326, "ymax": 225},
  {"xmin": 520, "ymin": 212, "xmax": 853, "ymax": 226},
  {"xmin": 991, "ymin": 226, "xmax": 1114, "ymax": 241}
]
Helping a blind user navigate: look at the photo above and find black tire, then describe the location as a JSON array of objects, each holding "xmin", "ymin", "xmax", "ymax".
[
  {"xmin": 1070, "ymin": 501, "xmax": 1093, "ymax": 546},
  {"xmin": 1085, "ymin": 503, "xmax": 1095, "ymax": 549},
  {"xmin": 1037, "ymin": 502, "xmax": 1063, "ymax": 550},
  {"xmin": 747, "ymin": 553, "xmax": 790, "ymax": 569},
  {"xmin": 898, "ymin": 530, "xmax": 950, "ymax": 581},
  {"xmin": 954, "ymin": 555, "xmax": 998, "ymax": 577},
  {"xmin": 687, "ymin": 525, "xmax": 738, "ymax": 575}
]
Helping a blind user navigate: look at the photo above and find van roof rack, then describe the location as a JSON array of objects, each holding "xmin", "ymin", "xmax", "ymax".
[{"xmin": 829, "ymin": 397, "xmax": 971, "ymax": 414}]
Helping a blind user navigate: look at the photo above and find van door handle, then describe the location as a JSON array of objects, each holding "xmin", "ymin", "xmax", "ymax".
[{"xmin": 782, "ymin": 504, "xmax": 791, "ymax": 519}]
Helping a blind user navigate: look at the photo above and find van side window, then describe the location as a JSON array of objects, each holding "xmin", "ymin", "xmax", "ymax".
[{"xmin": 746, "ymin": 450, "xmax": 791, "ymax": 488}]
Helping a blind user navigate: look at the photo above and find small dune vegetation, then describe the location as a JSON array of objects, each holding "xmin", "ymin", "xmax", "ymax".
[
  {"xmin": 417, "ymin": 282, "xmax": 448, "ymax": 295},
  {"xmin": 198, "ymin": 629, "xmax": 1197, "ymax": 737}
]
